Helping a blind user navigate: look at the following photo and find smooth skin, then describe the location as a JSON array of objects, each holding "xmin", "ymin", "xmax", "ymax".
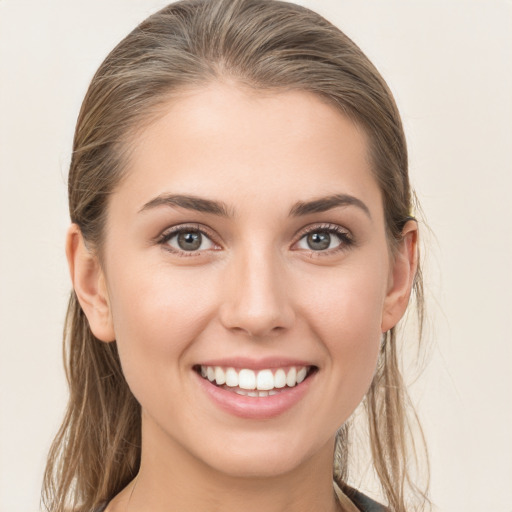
[{"xmin": 67, "ymin": 82, "xmax": 418, "ymax": 512}]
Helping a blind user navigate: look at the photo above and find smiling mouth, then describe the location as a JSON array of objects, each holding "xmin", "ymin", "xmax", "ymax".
[{"xmin": 194, "ymin": 365, "xmax": 318, "ymax": 397}]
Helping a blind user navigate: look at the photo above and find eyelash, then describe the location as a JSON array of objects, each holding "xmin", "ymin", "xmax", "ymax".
[
  {"xmin": 295, "ymin": 223, "xmax": 354, "ymax": 256},
  {"xmin": 157, "ymin": 224, "xmax": 220, "ymax": 257},
  {"xmin": 156, "ymin": 223, "xmax": 354, "ymax": 257}
]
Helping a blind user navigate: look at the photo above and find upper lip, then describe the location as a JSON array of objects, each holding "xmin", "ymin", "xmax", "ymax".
[{"xmin": 195, "ymin": 357, "xmax": 317, "ymax": 371}]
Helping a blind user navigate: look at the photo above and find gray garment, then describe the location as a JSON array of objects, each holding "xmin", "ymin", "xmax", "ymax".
[{"xmin": 346, "ymin": 487, "xmax": 388, "ymax": 511}]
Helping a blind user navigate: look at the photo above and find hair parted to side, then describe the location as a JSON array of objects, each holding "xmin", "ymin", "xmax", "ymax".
[{"xmin": 43, "ymin": 1, "xmax": 429, "ymax": 511}]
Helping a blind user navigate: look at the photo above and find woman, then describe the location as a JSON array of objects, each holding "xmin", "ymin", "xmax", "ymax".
[{"xmin": 42, "ymin": 1, "xmax": 429, "ymax": 511}]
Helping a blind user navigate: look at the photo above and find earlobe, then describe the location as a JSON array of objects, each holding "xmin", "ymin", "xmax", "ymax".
[
  {"xmin": 66, "ymin": 224, "xmax": 115, "ymax": 342},
  {"xmin": 381, "ymin": 220, "xmax": 419, "ymax": 333}
]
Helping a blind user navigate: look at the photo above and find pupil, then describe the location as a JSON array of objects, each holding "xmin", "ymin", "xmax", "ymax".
[
  {"xmin": 307, "ymin": 232, "xmax": 330, "ymax": 250},
  {"xmin": 178, "ymin": 231, "xmax": 202, "ymax": 251}
]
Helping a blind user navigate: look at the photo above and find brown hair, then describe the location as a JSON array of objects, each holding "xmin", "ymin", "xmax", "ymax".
[{"xmin": 42, "ymin": 1, "xmax": 429, "ymax": 510}]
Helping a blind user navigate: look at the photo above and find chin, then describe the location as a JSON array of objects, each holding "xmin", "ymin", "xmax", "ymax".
[
  {"xmin": 193, "ymin": 430, "xmax": 332, "ymax": 480},
  {"xmin": 206, "ymin": 451, "xmax": 308, "ymax": 480}
]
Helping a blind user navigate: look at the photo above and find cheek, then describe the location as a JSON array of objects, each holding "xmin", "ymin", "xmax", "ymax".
[
  {"xmin": 301, "ymin": 260, "xmax": 387, "ymax": 339},
  {"xmin": 105, "ymin": 262, "xmax": 219, "ymax": 384},
  {"xmin": 299, "ymin": 264, "xmax": 386, "ymax": 405}
]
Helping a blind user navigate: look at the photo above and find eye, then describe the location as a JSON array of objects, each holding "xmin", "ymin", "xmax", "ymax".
[
  {"xmin": 160, "ymin": 226, "xmax": 217, "ymax": 254},
  {"xmin": 295, "ymin": 225, "xmax": 353, "ymax": 253}
]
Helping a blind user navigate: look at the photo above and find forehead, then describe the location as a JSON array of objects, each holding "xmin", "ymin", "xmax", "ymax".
[{"xmin": 116, "ymin": 82, "xmax": 382, "ymax": 217}]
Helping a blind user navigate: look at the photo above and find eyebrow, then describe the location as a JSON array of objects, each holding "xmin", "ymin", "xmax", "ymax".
[
  {"xmin": 139, "ymin": 194, "xmax": 232, "ymax": 217},
  {"xmin": 139, "ymin": 192, "xmax": 371, "ymax": 219},
  {"xmin": 289, "ymin": 194, "xmax": 371, "ymax": 219}
]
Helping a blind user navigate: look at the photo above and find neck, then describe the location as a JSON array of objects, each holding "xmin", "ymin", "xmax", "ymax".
[{"xmin": 120, "ymin": 417, "xmax": 340, "ymax": 512}]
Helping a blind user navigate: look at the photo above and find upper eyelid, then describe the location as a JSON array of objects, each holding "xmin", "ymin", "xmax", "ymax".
[
  {"xmin": 157, "ymin": 223, "xmax": 218, "ymax": 242},
  {"xmin": 292, "ymin": 223, "xmax": 354, "ymax": 253},
  {"xmin": 293, "ymin": 222, "xmax": 352, "ymax": 240},
  {"xmin": 157, "ymin": 225, "xmax": 221, "ymax": 257},
  {"xmin": 155, "ymin": 222, "xmax": 352, "ymax": 251}
]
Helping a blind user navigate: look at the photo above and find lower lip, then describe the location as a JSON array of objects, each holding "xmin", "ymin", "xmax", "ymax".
[{"xmin": 195, "ymin": 371, "xmax": 315, "ymax": 420}]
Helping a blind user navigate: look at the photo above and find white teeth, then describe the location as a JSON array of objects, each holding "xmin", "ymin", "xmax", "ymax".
[
  {"xmin": 238, "ymin": 369, "xmax": 256, "ymax": 390},
  {"xmin": 199, "ymin": 365, "xmax": 312, "ymax": 393},
  {"xmin": 214, "ymin": 366, "xmax": 226, "ymax": 385},
  {"xmin": 225, "ymin": 367, "xmax": 238, "ymax": 387},
  {"xmin": 296, "ymin": 367, "xmax": 307, "ymax": 384},
  {"xmin": 286, "ymin": 367, "xmax": 297, "ymax": 387},
  {"xmin": 233, "ymin": 388, "xmax": 271, "ymax": 397},
  {"xmin": 274, "ymin": 369, "xmax": 287, "ymax": 388},
  {"xmin": 256, "ymin": 369, "xmax": 274, "ymax": 390}
]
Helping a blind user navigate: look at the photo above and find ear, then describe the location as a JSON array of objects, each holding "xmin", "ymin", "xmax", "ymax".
[
  {"xmin": 381, "ymin": 220, "xmax": 419, "ymax": 333},
  {"xmin": 66, "ymin": 224, "xmax": 115, "ymax": 342}
]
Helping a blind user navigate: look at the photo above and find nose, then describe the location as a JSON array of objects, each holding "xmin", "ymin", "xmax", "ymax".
[{"xmin": 219, "ymin": 246, "xmax": 295, "ymax": 338}]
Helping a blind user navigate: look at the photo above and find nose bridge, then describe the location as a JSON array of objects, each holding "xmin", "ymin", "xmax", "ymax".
[{"xmin": 220, "ymin": 241, "xmax": 294, "ymax": 337}]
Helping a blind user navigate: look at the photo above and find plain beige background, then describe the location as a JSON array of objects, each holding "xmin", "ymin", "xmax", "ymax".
[{"xmin": 0, "ymin": 1, "xmax": 511, "ymax": 511}]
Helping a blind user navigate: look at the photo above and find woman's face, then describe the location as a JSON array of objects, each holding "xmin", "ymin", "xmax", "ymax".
[{"xmin": 79, "ymin": 83, "xmax": 413, "ymax": 478}]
